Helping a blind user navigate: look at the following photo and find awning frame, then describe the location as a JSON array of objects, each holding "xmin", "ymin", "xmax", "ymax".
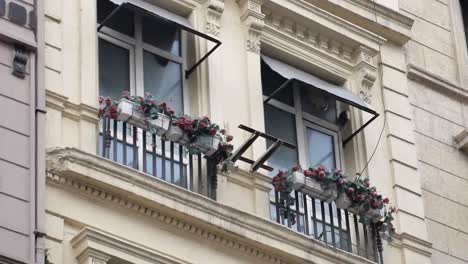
[
  {"xmin": 97, "ymin": 0, "xmax": 221, "ymax": 79},
  {"xmin": 262, "ymin": 57, "xmax": 379, "ymax": 147}
]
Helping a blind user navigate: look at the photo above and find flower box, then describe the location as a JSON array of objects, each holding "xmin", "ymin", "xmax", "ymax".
[
  {"xmin": 148, "ymin": 113, "xmax": 171, "ymax": 136},
  {"xmin": 335, "ymin": 193, "xmax": 352, "ymax": 209},
  {"xmin": 190, "ymin": 135, "xmax": 221, "ymax": 156},
  {"xmin": 117, "ymin": 99, "xmax": 147, "ymax": 129},
  {"xmin": 291, "ymin": 172, "xmax": 337, "ymax": 203},
  {"xmin": 165, "ymin": 126, "xmax": 190, "ymax": 145},
  {"xmin": 364, "ymin": 208, "xmax": 385, "ymax": 223}
]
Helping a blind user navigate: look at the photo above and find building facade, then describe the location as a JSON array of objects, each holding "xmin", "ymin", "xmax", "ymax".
[
  {"xmin": 0, "ymin": 0, "xmax": 46, "ymax": 264},
  {"xmin": 40, "ymin": 0, "xmax": 468, "ymax": 264}
]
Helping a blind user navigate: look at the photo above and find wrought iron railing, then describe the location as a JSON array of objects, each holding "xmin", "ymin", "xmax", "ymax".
[
  {"xmin": 271, "ymin": 190, "xmax": 382, "ymax": 263},
  {"xmin": 99, "ymin": 117, "xmax": 218, "ymax": 199}
]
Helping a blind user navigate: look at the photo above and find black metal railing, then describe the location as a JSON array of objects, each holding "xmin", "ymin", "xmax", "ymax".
[
  {"xmin": 271, "ymin": 190, "xmax": 381, "ymax": 262},
  {"xmin": 99, "ymin": 117, "xmax": 218, "ymax": 199}
]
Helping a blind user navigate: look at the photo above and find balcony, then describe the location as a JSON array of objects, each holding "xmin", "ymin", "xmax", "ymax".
[
  {"xmin": 95, "ymin": 115, "xmax": 383, "ymax": 263},
  {"xmin": 272, "ymin": 189, "xmax": 381, "ymax": 262},
  {"xmin": 98, "ymin": 117, "xmax": 219, "ymax": 199}
]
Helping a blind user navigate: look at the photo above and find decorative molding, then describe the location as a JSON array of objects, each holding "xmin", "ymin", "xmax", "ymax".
[
  {"xmin": 407, "ymin": 64, "xmax": 468, "ymax": 101},
  {"xmin": 46, "ymin": 90, "xmax": 99, "ymax": 123},
  {"xmin": 358, "ymin": 69, "xmax": 377, "ymax": 104},
  {"xmin": 454, "ymin": 129, "xmax": 468, "ymax": 154},
  {"xmin": 206, "ymin": 0, "xmax": 224, "ymax": 37},
  {"xmin": 46, "ymin": 147, "xmax": 375, "ymax": 264},
  {"xmin": 75, "ymin": 248, "xmax": 111, "ymax": 264},
  {"xmin": 237, "ymin": 0, "xmax": 266, "ymax": 54},
  {"xmin": 71, "ymin": 228, "xmax": 190, "ymax": 264}
]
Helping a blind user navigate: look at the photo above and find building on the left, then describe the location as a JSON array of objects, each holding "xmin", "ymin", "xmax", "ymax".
[{"xmin": 0, "ymin": 0, "xmax": 46, "ymax": 264}]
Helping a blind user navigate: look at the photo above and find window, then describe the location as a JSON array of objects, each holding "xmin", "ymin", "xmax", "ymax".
[
  {"xmin": 262, "ymin": 57, "xmax": 351, "ymax": 249},
  {"xmin": 97, "ymin": 0, "xmax": 185, "ymax": 114},
  {"xmin": 261, "ymin": 59, "xmax": 342, "ymax": 172}
]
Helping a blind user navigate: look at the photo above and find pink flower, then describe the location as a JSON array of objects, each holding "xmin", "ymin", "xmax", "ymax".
[
  {"xmin": 304, "ymin": 170, "xmax": 313, "ymax": 177},
  {"xmin": 98, "ymin": 96, "xmax": 103, "ymax": 104},
  {"xmin": 226, "ymin": 135, "xmax": 233, "ymax": 142}
]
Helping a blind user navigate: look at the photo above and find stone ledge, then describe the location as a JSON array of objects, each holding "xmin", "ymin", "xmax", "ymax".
[
  {"xmin": 46, "ymin": 147, "xmax": 375, "ymax": 264},
  {"xmin": 454, "ymin": 129, "xmax": 468, "ymax": 154},
  {"xmin": 407, "ymin": 64, "xmax": 468, "ymax": 101}
]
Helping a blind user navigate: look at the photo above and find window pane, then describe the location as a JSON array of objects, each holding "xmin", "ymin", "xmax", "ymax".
[
  {"xmin": 143, "ymin": 51, "xmax": 183, "ymax": 114},
  {"xmin": 143, "ymin": 16, "xmax": 180, "ymax": 55},
  {"xmin": 261, "ymin": 60, "xmax": 294, "ymax": 106},
  {"xmin": 264, "ymin": 104, "xmax": 298, "ymax": 170},
  {"xmin": 301, "ymin": 86, "xmax": 337, "ymax": 123},
  {"xmin": 306, "ymin": 128, "xmax": 336, "ymax": 169},
  {"xmin": 97, "ymin": 0, "xmax": 134, "ymax": 37},
  {"xmin": 99, "ymin": 38, "xmax": 130, "ymax": 99}
]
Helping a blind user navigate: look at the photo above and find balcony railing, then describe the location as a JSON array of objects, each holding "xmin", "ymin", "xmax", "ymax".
[
  {"xmin": 271, "ymin": 189, "xmax": 382, "ymax": 263},
  {"xmin": 99, "ymin": 117, "xmax": 218, "ymax": 199}
]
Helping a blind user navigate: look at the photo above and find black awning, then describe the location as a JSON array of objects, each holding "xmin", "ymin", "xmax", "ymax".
[
  {"xmin": 98, "ymin": 0, "xmax": 221, "ymax": 78},
  {"xmin": 262, "ymin": 55, "xmax": 379, "ymax": 146}
]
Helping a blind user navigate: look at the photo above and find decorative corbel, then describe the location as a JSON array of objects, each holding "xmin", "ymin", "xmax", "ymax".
[
  {"xmin": 237, "ymin": 0, "xmax": 266, "ymax": 54},
  {"xmin": 206, "ymin": 0, "xmax": 224, "ymax": 38},
  {"xmin": 354, "ymin": 46, "xmax": 378, "ymax": 104},
  {"xmin": 454, "ymin": 129, "xmax": 468, "ymax": 154}
]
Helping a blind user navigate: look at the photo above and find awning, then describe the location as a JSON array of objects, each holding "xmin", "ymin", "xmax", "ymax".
[
  {"xmin": 98, "ymin": 0, "xmax": 221, "ymax": 78},
  {"xmin": 262, "ymin": 56, "xmax": 379, "ymax": 146}
]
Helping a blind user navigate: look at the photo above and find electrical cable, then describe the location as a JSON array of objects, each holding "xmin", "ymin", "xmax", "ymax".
[{"xmin": 358, "ymin": 0, "xmax": 387, "ymax": 177}]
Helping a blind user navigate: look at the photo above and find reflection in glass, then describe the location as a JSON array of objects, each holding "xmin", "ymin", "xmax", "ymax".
[
  {"xmin": 143, "ymin": 16, "xmax": 180, "ymax": 55},
  {"xmin": 264, "ymin": 104, "xmax": 298, "ymax": 171},
  {"xmin": 306, "ymin": 128, "xmax": 336, "ymax": 169},
  {"xmin": 143, "ymin": 51, "xmax": 183, "ymax": 114},
  {"xmin": 99, "ymin": 39, "xmax": 130, "ymax": 100},
  {"xmin": 301, "ymin": 86, "xmax": 337, "ymax": 123}
]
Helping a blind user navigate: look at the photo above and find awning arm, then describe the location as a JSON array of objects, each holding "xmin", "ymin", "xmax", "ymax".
[
  {"xmin": 185, "ymin": 41, "xmax": 221, "ymax": 78},
  {"xmin": 343, "ymin": 112, "xmax": 379, "ymax": 146},
  {"xmin": 263, "ymin": 79, "xmax": 294, "ymax": 104}
]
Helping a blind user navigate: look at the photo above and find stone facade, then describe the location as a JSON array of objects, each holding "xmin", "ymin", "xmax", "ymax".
[
  {"xmin": 39, "ymin": 0, "xmax": 468, "ymax": 264},
  {"xmin": 0, "ymin": 0, "xmax": 45, "ymax": 264}
]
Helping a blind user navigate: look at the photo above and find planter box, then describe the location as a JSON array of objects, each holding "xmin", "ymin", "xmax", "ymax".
[
  {"xmin": 364, "ymin": 208, "xmax": 384, "ymax": 223},
  {"xmin": 148, "ymin": 113, "xmax": 171, "ymax": 136},
  {"xmin": 165, "ymin": 126, "xmax": 190, "ymax": 145},
  {"xmin": 190, "ymin": 135, "xmax": 221, "ymax": 156},
  {"xmin": 335, "ymin": 193, "xmax": 353, "ymax": 210},
  {"xmin": 291, "ymin": 172, "xmax": 337, "ymax": 203},
  {"xmin": 335, "ymin": 193, "xmax": 367, "ymax": 215},
  {"xmin": 117, "ymin": 99, "xmax": 147, "ymax": 129}
]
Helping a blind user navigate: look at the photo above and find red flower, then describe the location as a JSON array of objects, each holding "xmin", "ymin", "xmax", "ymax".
[
  {"xmin": 383, "ymin": 197, "xmax": 389, "ymax": 204},
  {"xmin": 105, "ymin": 97, "xmax": 111, "ymax": 106},
  {"xmin": 200, "ymin": 122, "xmax": 207, "ymax": 128},
  {"xmin": 209, "ymin": 128, "xmax": 217, "ymax": 136},
  {"xmin": 160, "ymin": 102, "xmax": 167, "ymax": 109},
  {"xmin": 318, "ymin": 171, "xmax": 326, "ymax": 180},
  {"xmin": 346, "ymin": 188, "xmax": 354, "ymax": 195},
  {"xmin": 220, "ymin": 129, "xmax": 226, "ymax": 135},
  {"xmin": 337, "ymin": 178, "xmax": 344, "ymax": 186},
  {"xmin": 98, "ymin": 96, "xmax": 103, "ymax": 104},
  {"xmin": 304, "ymin": 170, "xmax": 313, "ymax": 177},
  {"xmin": 356, "ymin": 194, "xmax": 365, "ymax": 201},
  {"xmin": 226, "ymin": 135, "xmax": 233, "ymax": 142}
]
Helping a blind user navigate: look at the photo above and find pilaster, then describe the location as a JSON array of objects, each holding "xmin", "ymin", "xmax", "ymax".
[{"xmin": 236, "ymin": 0, "xmax": 267, "ymax": 162}]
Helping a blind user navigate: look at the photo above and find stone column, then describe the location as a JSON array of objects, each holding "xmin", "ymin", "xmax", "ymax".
[{"xmin": 236, "ymin": 0, "xmax": 267, "ymax": 162}]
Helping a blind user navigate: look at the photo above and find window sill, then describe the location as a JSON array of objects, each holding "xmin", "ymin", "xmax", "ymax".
[{"xmin": 46, "ymin": 147, "xmax": 376, "ymax": 264}]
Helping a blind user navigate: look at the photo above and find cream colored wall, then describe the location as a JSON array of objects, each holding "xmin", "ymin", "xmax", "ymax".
[
  {"xmin": 42, "ymin": 0, "xmax": 465, "ymax": 263},
  {"xmin": 402, "ymin": 0, "xmax": 468, "ymax": 263}
]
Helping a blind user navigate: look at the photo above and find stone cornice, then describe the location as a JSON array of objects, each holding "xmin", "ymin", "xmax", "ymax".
[
  {"xmin": 71, "ymin": 227, "xmax": 190, "ymax": 264},
  {"xmin": 46, "ymin": 147, "xmax": 375, "ymax": 264},
  {"xmin": 407, "ymin": 64, "xmax": 468, "ymax": 101},
  {"xmin": 389, "ymin": 232, "xmax": 433, "ymax": 258},
  {"xmin": 303, "ymin": 0, "xmax": 413, "ymax": 45}
]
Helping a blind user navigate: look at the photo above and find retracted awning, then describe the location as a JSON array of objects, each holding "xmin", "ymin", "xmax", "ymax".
[
  {"xmin": 262, "ymin": 56, "xmax": 379, "ymax": 146},
  {"xmin": 98, "ymin": 0, "xmax": 221, "ymax": 78}
]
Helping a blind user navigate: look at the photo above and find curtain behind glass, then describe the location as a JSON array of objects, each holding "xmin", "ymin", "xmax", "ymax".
[
  {"xmin": 98, "ymin": 38, "xmax": 130, "ymax": 99},
  {"xmin": 143, "ymin": 51, "xmax": 183, "ymax": 114}
]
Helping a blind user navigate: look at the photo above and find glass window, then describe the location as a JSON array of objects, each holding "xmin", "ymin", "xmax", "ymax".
[
  {"xmin": 264, "ymin": 104, "xmax": 298, "ymax": 171},
  {"xmin": 301, "ymin": 86, "xmax": 337, "ymax": 123},
  {"xmin": 98, "ymin": 38, "xmax": 130, "ymax": 99},
  {"xmin": 306, "ymin": 128, "xmax": 336, "ymax": 169},
  {"xmin": 143, "ymin": 51, "xmax": 183, "ymax": 115},
  {"xmin": 97, "ymin": 0, "xmax": 134, "ymax": 37},
  {"xmin": 143, "ymin": 16, "xmax": 181, "ymax": 55}
]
